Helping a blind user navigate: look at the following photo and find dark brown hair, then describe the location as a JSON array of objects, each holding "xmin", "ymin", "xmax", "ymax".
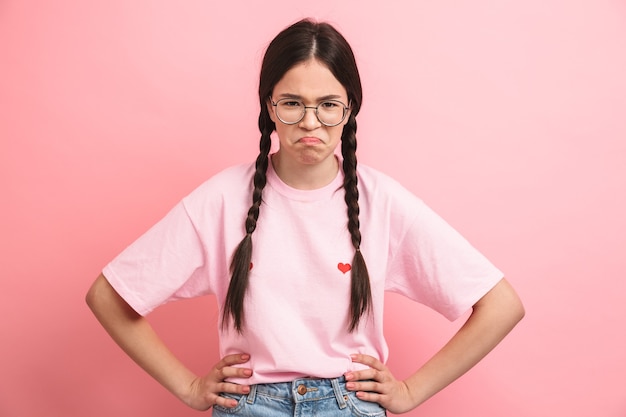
[{"xmin": 222, "ymin": 19, "xmax": 370, "ymax": 332}]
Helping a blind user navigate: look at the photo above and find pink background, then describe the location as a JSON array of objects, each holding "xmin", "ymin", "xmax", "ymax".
[{"xmin": 1, "ymin": 1, "xmax": 625, "ymax": 416}]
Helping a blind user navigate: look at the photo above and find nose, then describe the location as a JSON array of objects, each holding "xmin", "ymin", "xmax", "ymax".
[{"xmin": 299, "ymin": 106, "xmax": 321, "ymax": 130}]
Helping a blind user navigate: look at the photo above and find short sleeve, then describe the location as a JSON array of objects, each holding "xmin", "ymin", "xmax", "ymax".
[
  {"xmin": 102, "ymin": 201, "xmax": 210, "ymax": 316},
  {"xmin": 385, "ymin": 201, "xmax": 504, "ymax": 321}
]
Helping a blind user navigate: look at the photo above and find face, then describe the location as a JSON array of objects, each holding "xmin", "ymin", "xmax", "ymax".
[{"xmin": 267, "ymin": 59, "xmax": 350, "ymax": 171}]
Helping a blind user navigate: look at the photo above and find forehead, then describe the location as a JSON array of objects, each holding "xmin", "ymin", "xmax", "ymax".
[{"xmin": 272, "ymin": 59, "xmax": 347, "ymax": 100}]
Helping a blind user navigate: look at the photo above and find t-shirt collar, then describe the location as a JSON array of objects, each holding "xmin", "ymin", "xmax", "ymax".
[{"xmin": 266, "ymin": 153, "xmax": 344, "ymax": 202}]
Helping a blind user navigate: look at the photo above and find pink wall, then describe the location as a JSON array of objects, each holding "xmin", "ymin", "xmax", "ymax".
[{"xmin": 2, "ymin": 1, "xmax": 625, "ymax": 416}]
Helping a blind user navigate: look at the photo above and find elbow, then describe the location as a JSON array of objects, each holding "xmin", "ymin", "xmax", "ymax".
[
  {"xmin": 512, "ymin": 297, "xmax": 525, "ymax": 325},
  {"xmin": 85, "ymin": 273, "xmax": 107, "ymax": 313},
  {"xmin": 475, "ymin": 278, "xmax": 525, "ymax": 328},
  {"xmin": 85, "ymin": 279, "xmax": 99, "ymax": 313},
  {"xmin": 85, "ymin": 273, "xmax": 141, "ymax": 322},
  {"xmin": 503, "ymin": 284, "xmax": 525, "ymax": 330},
  {"xmin": 507, "ymin": 279, "xmax": 526, "ymax": 324},
  {"xmin": 502, "ymin": 281, "xmax": 525, "ymax": 327}
]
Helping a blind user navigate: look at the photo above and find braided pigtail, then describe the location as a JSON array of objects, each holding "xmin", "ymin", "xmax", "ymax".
[
  {"xmin": 222, "ymin": 114, "xmax": 273, "ymax": 332},
  {"xmin": 341, "ymin": 113, "xmax": 372, "ymax": 332}
]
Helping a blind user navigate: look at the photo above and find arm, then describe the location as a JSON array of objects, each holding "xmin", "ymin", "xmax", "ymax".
[
  {"xmin": 85, "ymin": 273, "xmax": 252, "ymax": 410},
  {"xmin": 345, "ymin": 277, "xmax": 525, "ymax": 414}
]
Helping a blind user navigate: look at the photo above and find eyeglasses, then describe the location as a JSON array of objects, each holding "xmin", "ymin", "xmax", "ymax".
[{"xmin": 270, "ymin": 97, "xmax": 350, "ymax": 127}]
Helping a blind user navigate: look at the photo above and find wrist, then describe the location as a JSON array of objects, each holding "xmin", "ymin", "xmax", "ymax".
[
  {"xmin": 403, "ymin": 376, "xmax": 433, "ymax": 410},
  {"xmin": 180, "ymin": 375, "xmax": 210, "ymax": 411}
]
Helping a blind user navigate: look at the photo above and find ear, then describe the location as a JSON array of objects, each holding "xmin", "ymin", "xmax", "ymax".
[
  {"xmin": 266, "ymin": 98, "xmax": 277, "ymax": 123},
  {"xmin": 341, "ymin": 104, "xmax": 353, "ymax": 127}
]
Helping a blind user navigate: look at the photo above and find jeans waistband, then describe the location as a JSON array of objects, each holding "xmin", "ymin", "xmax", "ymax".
[{"xmin": 247, "ymin": 376, "xmax": 348, "ymax": 408}]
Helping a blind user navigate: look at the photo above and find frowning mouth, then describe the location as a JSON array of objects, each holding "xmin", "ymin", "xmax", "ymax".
[{"xmin": 298, "ymin": 137, "xmax": 323, "ymax": 145}]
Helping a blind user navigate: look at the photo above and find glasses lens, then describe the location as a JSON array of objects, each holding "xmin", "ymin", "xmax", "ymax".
[
  {"xmin": 276, "ymin": 100, "xmax": 305, "ymax": 124},
  {"xmin": 317, "ymin": 101, "xmax": 345, "ymax": 126}
]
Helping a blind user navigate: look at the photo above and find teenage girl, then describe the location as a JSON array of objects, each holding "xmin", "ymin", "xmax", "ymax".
[{"xmin": 86, "ymin": 19, "xmax": 524, "ymax": 416}]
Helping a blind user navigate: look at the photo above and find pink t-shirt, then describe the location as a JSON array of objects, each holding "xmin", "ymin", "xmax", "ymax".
[{"xmin": 103, "ymin": 157, "xmax": 503, "ymax": 384}]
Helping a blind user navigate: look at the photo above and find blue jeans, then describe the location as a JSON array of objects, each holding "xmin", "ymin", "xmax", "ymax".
[{"xmin": 212, "ymin": 376, "xmax": 387, "ymax": 417}]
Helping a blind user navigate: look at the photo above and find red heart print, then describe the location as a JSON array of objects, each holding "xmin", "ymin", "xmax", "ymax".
[{"xmin": 337, "ymin": 263, "xmax": 351, "ymax": 274}]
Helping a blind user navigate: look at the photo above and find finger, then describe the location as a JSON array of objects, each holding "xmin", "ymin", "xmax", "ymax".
[
  {"xmin": 212, "ymin": 394, "xmax": 240, "ymax": 409},
  {"xmin": 216, "ymin": 353, "xmax": 251, "ymax": 369},
  {"xmin": 354, "ymin": 390, "xmax": 384, "ymax": 405},
  {"xmin": 350, "ymin": 354, "xmax": 386, "ymax": 371},
  {"xmin": 212, "ymin": 354, "xmax": 252, "ymax": 380},
  {"xmin": 219, "ymin": 365, "xmax": 253, "ymax": 380},
  {"xmin": 346, "ymin": 380, "xmax": 381, "ymax": 394},
  {"xmin": 344, "ymin": 367, "xmax": 378, "ymax": 382},
  {"xmin": 218, "ymin": 381, "xmax": 252, "ymax": 395}
]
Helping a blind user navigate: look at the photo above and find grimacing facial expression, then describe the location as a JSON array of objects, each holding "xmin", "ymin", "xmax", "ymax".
[{"xmin": 268, "ymin": 59, "xmax": 350, "ymax": 167}]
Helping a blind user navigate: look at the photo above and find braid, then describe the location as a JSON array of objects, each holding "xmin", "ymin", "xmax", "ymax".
[
  {"xmin": 341, "ymin": 114, "xmax": 372, "ymax": 331},
  {"xmin": 222, "ymin": 114, "xmax": 273, "ymax": 332}
]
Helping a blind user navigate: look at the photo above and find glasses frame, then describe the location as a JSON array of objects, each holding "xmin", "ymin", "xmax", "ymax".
[{"xmin": 269, "ymin": 97, "xmax": 350, "ymax": 127}]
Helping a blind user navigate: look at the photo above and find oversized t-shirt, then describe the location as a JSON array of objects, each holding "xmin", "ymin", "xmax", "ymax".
[{"xmin": 103, "ymin": 157, "xmax": 503, "ymax": 385}]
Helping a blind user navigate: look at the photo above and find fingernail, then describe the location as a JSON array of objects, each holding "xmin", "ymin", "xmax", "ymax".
[
  {"xmin": 350, "ymin": 354, "xmax": 358, "ymax": 360},
  {"xmin": 346, "ymin": 382, "xmax": 355, "ymax": 390},
  {"xmin": 243, "ymin": 369, "xmax": 252, "ymax": 376},
  {"xmin": 344, "ymin": 372, "xmax": 353, "ymax": 381},
  {"xmin": 241, "ymin": 354, "xmax": 250, "ymax": 360}
]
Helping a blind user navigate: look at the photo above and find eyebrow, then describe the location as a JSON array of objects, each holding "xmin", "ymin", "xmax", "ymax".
[{"xmin": 275, "ymin": 93, "xmax": 345, "ymax": 101}]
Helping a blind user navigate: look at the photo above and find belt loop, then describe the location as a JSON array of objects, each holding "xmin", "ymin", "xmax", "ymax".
[
  {"xmin": 331, "ymin": 377, "xmax": 347, "ymax": 409},
  {"xmin": 246, "ymin": 384, "xmax": 257, "ymax": 404}
]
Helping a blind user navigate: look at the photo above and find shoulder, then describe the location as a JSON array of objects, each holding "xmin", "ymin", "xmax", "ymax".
[
  {"xmin": 182, "ymin": 162, "xmax": 254, "ymax": 211},
  {"xmin": 357, "ymin": 163, "xmax": 402, "ymax": 188},
  {"xmin": 199, "ymin": 162, "xmax": 255, "ymax": 190},
  {"xmin": 357, "ymin": 163, "xmax": 424, "ymax": 209}
]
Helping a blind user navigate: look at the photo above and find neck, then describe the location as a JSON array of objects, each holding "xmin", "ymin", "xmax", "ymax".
[{"xmin": 271, "ymin": 152, "xmax": 339, "ymax": 190}]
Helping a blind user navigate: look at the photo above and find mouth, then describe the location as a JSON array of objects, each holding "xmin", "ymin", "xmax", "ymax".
[{"xmin": 297, "ymin": 136, "xmax": 323, "ymax": 145}]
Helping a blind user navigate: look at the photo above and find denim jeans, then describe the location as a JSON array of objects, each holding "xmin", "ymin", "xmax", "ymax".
[{"xmin": 212, "ymin": 376, "xmax": 387, "ymax": 417}]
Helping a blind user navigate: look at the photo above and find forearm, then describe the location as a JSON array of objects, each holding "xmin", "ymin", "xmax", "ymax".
[
  {"xmin": 405, "ymin": 278, "xmax": 525, "ymax": 407},
  {"xmin": 86, "ymin": 274, "xmax": 197, "ymax": 405}
]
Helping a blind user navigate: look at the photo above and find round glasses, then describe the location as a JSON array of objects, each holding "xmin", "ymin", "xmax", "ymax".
[{"xmin": 270, "ymin": 97, "xmax": 350, "ymax": 127}]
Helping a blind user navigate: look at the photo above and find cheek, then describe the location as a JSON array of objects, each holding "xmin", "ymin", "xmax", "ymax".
[
  {"xmin": 331, "ymin": 126, "xmax": 345, "ymax": 141},
  {"xmin": 274, "ymin": 124, "xmax": 289, "ymax": 142}
]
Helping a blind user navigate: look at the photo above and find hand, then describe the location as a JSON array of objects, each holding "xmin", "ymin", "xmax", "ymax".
[
  {"xmin": 344, "ymin": 354, "xmax": 416, "ymax": 414},
  {"xmin": 184, "ymin": 353, "xmax": 253, "ymax": 411}
]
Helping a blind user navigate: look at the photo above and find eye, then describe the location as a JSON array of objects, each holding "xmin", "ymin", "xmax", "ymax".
[
  {"xmin": 280, "ymin": 100, "xmax": 303, "ymax": 108},
  {"xmin": 320, "ymin": 101, "xmax": 340, "ymax": 108}
]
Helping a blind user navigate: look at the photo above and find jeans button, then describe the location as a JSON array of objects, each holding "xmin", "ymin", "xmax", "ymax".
[{"xmin": 297, "ymin": 384, "xmax": 307, "ymax": 395}]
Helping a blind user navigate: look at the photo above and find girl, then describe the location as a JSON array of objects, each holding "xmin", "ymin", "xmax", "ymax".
[{"xmin": 86, "ymin": 19, "xmax": 524, "ymax": 416}]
